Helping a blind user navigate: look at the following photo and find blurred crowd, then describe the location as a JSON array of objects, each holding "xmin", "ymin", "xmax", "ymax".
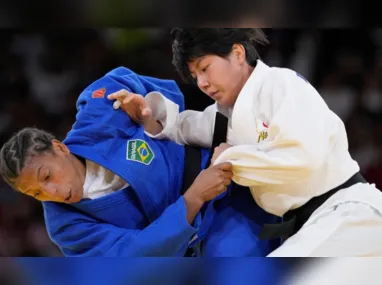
[{"xmin": 0, "ymin": 29, "xmax": 382, "ymax": 257}]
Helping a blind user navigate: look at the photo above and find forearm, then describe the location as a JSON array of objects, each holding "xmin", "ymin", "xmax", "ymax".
[
  {"xmin": 144, "ymin": 92, "xmax": 217, "ymax": 147},
  {"xmin": 45, "ymin": 197, "xmax": 199, "ymax": 257},
  {"xmin": 183, "ymin": 191, "xmax": 204, "ymax": 224},
  {"xmin": 143, "ymin": 118, "xmax": 163, "ymax": 135}
]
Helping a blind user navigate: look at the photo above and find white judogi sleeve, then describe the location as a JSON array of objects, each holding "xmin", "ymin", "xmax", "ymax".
[
  {"xmin": 144, "ymin": 91, "xmax": 217, "ymax": 148},
  {"xmin": 213, "ymin": 69, "xmax": 334, "ymax": 186},
  {"xmin": 144, "ymin": 67, "xmax": 336, "ymax": 188}
]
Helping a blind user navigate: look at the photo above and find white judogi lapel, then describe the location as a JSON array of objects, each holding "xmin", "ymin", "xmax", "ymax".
[{"xmin": 230, "ymin": 60, "xmax": 271, "ymax": 145}]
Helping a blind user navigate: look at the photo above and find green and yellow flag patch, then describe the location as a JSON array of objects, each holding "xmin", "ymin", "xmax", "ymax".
[{"xmin": 126, "ymin": 139, "xmax": 155, "ymax": 165}]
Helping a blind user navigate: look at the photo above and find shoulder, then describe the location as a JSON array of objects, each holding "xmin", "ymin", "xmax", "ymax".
[
  {"xmin": 264, "ymin": 63, "xmax": 310, "ymax": 87},
  {"xmin": 261, "ymin": 63, "xmax": 316, "ymax": 98},
  {"xmin": 256, "ymin": 62, "xmax": 321, "ymax": 112}
]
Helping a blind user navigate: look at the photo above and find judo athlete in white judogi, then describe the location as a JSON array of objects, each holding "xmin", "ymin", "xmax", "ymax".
[{"xmin": 108, "ymin": 29, "xmax": 382, "ymax": 257}]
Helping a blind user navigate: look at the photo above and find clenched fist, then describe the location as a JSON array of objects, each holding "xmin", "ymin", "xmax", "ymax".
[{"xmin": 184, "ymin": 162, "xmax": 233, "ymax": 204}]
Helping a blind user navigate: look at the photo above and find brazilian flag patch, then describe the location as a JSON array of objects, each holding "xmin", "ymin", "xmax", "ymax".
[{"xmin": 126, "ymin": 139, "xmax": 155, "ymax": 165}]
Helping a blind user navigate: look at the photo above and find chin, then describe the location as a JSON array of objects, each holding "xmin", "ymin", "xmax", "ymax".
[
  {"xmin": 217, "ymin": 98, "xmax": 235, "ymax": 108},
  {"xmin": 72, "ymin": 195, "xmax": 82, "ymax": 203}
]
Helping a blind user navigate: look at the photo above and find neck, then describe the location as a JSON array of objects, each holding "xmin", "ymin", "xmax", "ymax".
[
  {"xmin": 70, "ymin": 154, "xmax": 86, "ymax": 185},
  {"xmin": 74, "ymin": 154, "xmax": 86, "ymax": 168},
  {"xmin": 237, "ymin": 64, "xmax": 255, "ymax": 95},
  {"xmin": 227, "ymin": 64, "xmax": 255, "ymax": 108},
  {"xmin": 244, "ymin": 64, "xmax": 255, "ymax": 81}
]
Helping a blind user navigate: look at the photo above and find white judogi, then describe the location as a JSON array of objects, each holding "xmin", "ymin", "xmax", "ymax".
[{"xmin": 144, "ymin": 60, "xmax": 382, "ymax": 257}]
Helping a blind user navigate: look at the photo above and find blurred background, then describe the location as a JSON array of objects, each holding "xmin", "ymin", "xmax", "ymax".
[{"xmin": 0, "ymin": 28, "xmax": 382, "ymax": 257}]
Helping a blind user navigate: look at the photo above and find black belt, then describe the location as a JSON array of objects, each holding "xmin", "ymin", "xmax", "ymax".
[
  {"xmin": 182, "ymin": 145, "xmax": 201, "ymax": 257},
  {"xmin": 181, "ymin": 145, "xmax": 202, "ymax": 195},
  {"xmin": 182, "ymin": 112, "xmax": 229, "ymax": 257},
  {"xmin": 258, "ymin": 172, "xmax": 367, "ymax": 240},
  {"xmin": 181, "ymin": 112, "xmax": 228, "ymax": 195}
]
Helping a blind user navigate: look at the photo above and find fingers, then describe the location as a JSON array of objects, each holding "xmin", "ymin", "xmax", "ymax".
[
  {"xmin": 215, "ymin": 162, "xmax": 233, "ymax": 171},
  {"xmin": 121, "ymin": 94, "xmax": 134, "ymax": 105},
  {"xmin": 109, "ymin": 90, "xmax": 153, "ymax": 120},
  {"xmin": 223, "ymin": 178, "xmax": 231, "ymax": 186},
  {"xmin": 109, "ymin": 90, "xmax": 130, "ymax": 110},
  {"xmin": 216, "ymin": 165, "xmax": 233, "ymax": 190},
  {"xmin": 219, "ymin": 143, "xmax": 232, "ymax": 148},
  {"xmin": 123, "ymin": 93, "xmax": 148, "ymax": 111},
  {"xmin": 107, "ymin": 89, "xmax": 129, "ymax": 101},
  {"xmin": 108, "ymin": 89, "xmax": 149, "ymax": 111},
  {"xmin": 218, "ymin": 184, "xmax": 227, "ymax": 193},
  {"xmin": 141, "ymin": 106, "xmax": 152, "ymax": 117},
  {"xmin": 113, "ymin": 100, "xmax": 122, "ymax": 110},
  {"xmin": 223, "ymin": 170, "xmax": 233, "ymax": 180}
]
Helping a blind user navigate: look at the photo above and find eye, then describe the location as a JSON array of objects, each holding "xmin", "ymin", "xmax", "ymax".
[{"xmin": 201, "ymin": 65, "xmax": 209, "ymax": 72}]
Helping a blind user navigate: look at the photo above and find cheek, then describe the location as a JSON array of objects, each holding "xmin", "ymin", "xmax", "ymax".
[
  {"xmin": 211, "ymin": 63, "xmax": 238, "ymax": 89},
  {"xmin": 56, "ymin": 159, "xmax": 75, "ymax": 181},
  {"xmin": 54, "ymin": 174, "xmax": 74, "ymax": 193},
  {"xmin": 208, "ymin": 65, "xmax": 229, "ymax": 88},
  {"xmin": 46, "ymin": 171, "xmax": 69, "ymax": 195}
]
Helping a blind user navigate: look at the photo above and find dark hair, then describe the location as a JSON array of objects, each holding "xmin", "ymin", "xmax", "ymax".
[
  {"xmin": 0, "ymin": 128, "xmax": 56, "ymax": 188},
  {"xmin": 170, "ymin": 28, "xmax": 269, "ymax": 82}
]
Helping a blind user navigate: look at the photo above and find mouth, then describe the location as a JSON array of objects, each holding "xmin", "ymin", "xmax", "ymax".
[{"xmin": 208, "ymin": 91, "xmax": 219, "ymax": 98}]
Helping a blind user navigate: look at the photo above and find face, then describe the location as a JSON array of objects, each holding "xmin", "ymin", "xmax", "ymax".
[
  {"xmin": 14, "ymin": 140, "xmax": 85, "ymax": 203},
  {"xmin": 188, "ymin": 44, "xmax": 253, "ymax": 107}
]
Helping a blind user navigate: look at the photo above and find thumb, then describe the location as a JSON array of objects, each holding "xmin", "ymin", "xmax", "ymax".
[{"xmin": 141, "ymin": 106, "xmax": 152, "ymax": 117}]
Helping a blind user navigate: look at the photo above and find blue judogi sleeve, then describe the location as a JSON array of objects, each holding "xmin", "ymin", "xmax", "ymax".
[
  {"xmin": 44, "ymin": 196, "xmax": 198, "ymax": 257},
  {"xmin": 43, "ymin": 67, "xmax": 202, "ymax": 257}
]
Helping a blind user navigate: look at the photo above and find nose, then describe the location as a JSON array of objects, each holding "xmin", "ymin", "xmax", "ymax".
[{"xmin": 197, "ymin": 75, "xmax": 210, "ymax": 92}]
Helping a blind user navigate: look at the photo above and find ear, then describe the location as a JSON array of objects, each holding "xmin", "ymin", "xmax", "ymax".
[
  {"xmin": 51, "ymin": 139, "xmax": 70, "ymax": 155},
  {"xmin": 231, "ymin": 44, "xmax": 246, "ymax": 64}
]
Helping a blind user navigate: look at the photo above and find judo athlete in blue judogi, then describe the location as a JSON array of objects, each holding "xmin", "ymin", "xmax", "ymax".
[{"xmin": 0, "ymin": 67, "xmax": 279, "ymax": 257}]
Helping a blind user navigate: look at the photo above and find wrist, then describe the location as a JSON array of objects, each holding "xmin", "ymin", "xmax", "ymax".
[
  {"xmin": 183, "ymin": 190, "xmax": 204, "ymax": 209},
  {"xmin": 183, "ymin": 190, "xmax": 204, "ymax": 224},
  {"xmin": 143, "ymin": 118, "xmax": 163, "ymax": 135}
]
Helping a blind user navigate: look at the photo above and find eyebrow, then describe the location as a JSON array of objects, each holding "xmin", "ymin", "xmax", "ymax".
[
  {"xmin": 190, "ymin": 58, "xmax": 205, "ymax": 78},
  {"xmin": 16, "ymin": 169, "xmax": 41, "ymax": 195},
  {"xmin": 195, "ymin": 57, "xmax": 206, "ymax": 69}
]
